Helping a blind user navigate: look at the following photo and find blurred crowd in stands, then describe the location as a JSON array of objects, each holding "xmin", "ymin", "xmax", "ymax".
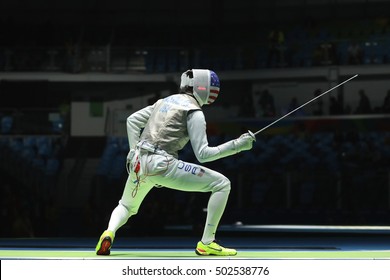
[
  {"xmin": 239, "ymin": 87, "xmax": 390, "ymax": 120},
  {"xmin": 0, "ymin": 18, "xmax": 390, "ymax": 73}
]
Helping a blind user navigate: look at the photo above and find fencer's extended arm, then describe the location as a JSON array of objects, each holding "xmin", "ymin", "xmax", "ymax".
[
  {"xmin": 126, "ymin": 104, "xmax": 154, "ymax": 150},
  {"xmin": 187, "ymin": 111, "xmax": 255, "ymax": 163}
]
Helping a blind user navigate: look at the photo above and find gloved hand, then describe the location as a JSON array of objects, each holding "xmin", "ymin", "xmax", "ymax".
[{"xmin": 233, "ymin": 130, "xmax": 256, "ymax": 152}]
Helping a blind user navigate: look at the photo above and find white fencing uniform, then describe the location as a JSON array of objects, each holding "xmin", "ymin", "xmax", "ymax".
[{"xmin": 105, "ymin": 69, "xmax": 255, "ymax": 244}]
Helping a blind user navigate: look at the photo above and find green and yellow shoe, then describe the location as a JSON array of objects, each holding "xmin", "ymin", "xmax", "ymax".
[
  {"xmin": 95, "ymin": 230, "xmax": 114, "ymax": 255},
  {"xmin": 195, "ymin": 241, "xmax": 237, "ymax": 256}
]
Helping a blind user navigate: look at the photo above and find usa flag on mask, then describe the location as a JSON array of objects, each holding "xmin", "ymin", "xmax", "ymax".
[{"xmin": 208, "ymin": 71, "xmax": 220, "ymax": 104}]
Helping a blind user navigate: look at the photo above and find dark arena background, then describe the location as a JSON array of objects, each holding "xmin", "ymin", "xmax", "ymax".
[{"xmin": 1, "ymin": 1, "xmax": 390, "ymax": 277}]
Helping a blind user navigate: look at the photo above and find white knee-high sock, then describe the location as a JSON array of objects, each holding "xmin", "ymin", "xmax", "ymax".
[
  {"xmin": 201, "ymin": 188, "xmax": 230, "ymax": 244},
  {"xmin": 107, "ymin": 203, "xmax": 131, "ymax": 235}
]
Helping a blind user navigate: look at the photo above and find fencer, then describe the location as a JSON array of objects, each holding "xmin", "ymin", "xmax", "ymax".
[{"xmin": 95, "ymin": 69, "xmax": 255, "ymax": 256}]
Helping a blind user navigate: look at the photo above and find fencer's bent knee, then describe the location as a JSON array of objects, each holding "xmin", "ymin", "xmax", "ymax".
[{"xmin": 212, "ymin": 175, "xmax": 231, "ymax": 193}]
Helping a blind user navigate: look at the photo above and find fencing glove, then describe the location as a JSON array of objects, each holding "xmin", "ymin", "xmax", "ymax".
[
  {"xmin": 216, "ymin": 130, "xmax": 256, "ymax": 159},
  {"xmin": 233, "ymin": 130, "xmax": 256, "ymax": 152}
]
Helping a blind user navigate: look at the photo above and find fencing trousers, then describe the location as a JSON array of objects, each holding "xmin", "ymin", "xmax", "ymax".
[{"xmin": 106, "ymin": 150, "xmax": 231, "ymax": 244}]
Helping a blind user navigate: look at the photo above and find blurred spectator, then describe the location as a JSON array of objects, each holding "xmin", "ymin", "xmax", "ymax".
[
  {"xmin": 257, "ymin": 89, "xmax": 275, "ymax": 117},
  {"xmin": 382, "ymin": 90, "xmax": 390, "ymax": 113},
  {"xmin": 311, "ymin": 88, "xmax": 324, "ymax": 116},
  {"xmin": 266, "ymin": 29, "xmax": 286, "ymax": 67},
  {"xmin": 355, "ymin": 89, "xmax": 372, "ymax": 114},
  {"xmin": 319, "ymin": 42, "xmax": 336, "ymax": 65},
  {"xmin": 347, "ymin": 41, "xmax": 363, "ymax": 65},
  {"xmin": 64, "ymin": 39, "xmax": 81, "ymax": 73}
]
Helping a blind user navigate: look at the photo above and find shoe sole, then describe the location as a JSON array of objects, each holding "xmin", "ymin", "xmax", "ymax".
[
  {"xmin": 195, "ymin": 248, "xmax": 237, "ymax": 256},
  {"xmin": 195, "ymin": 248, "xmax": 207, "ymax": 256},
  {"xmin": 96, "ymin": 237, "xmax": 112, "ymax": 255}
]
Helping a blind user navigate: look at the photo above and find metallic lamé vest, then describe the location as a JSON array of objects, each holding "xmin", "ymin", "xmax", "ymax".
[{"xmin": 140, "ymin": 94, "xmax": 201, "ymax": 158}]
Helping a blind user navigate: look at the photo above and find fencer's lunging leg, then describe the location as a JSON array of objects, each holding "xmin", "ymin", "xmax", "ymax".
[{"xmin": 107, "ymin": 176, "xmax": 154, "ymax": 234}]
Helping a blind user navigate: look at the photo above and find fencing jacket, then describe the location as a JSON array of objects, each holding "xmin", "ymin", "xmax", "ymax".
[{"xmin": 127, "ymin": 93, "xmax": 239, "ymax": 163}]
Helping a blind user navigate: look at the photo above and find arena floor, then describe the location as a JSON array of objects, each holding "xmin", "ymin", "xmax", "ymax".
[
  {"xmin": 1, "ymin": 225, "xmax": 390, "ymax": 259},
  {"xmin": 2, "ymin": 226, "xmax": 390, "ymax": 280}
]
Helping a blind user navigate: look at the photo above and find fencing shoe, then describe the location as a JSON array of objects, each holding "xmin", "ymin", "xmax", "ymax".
[
  {"xmin": 96, "ymin": 230, "xmax": 114, "ymax": 255},
  {"xmin": 195, "ymin": 240, "xmax": 237, "ymax": 256}
]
